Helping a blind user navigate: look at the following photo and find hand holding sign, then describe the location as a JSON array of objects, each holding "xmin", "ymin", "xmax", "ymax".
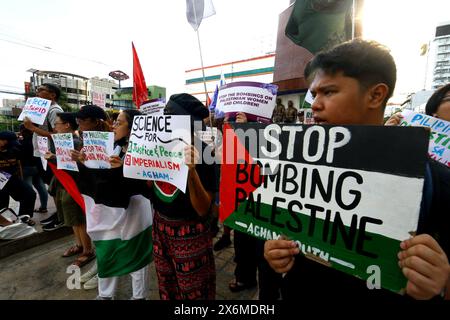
[
  {"xmin": 385, "ymin": 112, "xmax": 404, "ymax": 126},
  {"xmin": 184, "ymin": 145, "xmax": 200, "ymax": 171},
  {"xmin": 109, "ymin": 155, "xmax": 123, "ymax": 169},
  {"xmin": 263, "ymin": 239, "xmax": 300, "ymax": 274},
  {"xmin": 399, "ymin": 234, "xmax": 450, "ymax": 299}
]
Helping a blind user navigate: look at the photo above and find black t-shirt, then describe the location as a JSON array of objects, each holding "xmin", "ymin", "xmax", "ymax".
[
  {"xmin": 151, "ymin": 139, "xmax": 217, "ymax": 221},
  {"xmin": 151, "ymin": 161, "xmax": 217, "ymax": 221}
]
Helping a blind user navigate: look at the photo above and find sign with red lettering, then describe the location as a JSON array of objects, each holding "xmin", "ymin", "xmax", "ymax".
[
  {"xmin": 220, "ymin": 123, "xmax": 429, "ymax": 294},
  {"xmin": 92, "ymin": 92, "xmax": 106, "ymax": 109},
  {"xmin": 82, "ymin": 131, "xmax": 114, "ymax": 169},
  {"xmin": 18, "ymin": 97, "xmax": 51, "ymax": 125},
  {"xmin": 123, "ymin": 115, "xmax": 191, "ymax": 193}
]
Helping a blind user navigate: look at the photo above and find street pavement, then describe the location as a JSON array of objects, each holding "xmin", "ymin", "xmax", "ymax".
[{"xmin": 0, "ymin": 224, "xmax": 258, "ymax": 300}]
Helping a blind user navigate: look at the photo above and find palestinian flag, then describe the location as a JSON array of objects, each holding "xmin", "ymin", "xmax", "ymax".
[
  {"xmin": 220, "ymin": 123, "xmax": 429, "ymax": 293},
  {"xmin": 78, "ymin": 167, "xmax": 153, "ymax": 278}
]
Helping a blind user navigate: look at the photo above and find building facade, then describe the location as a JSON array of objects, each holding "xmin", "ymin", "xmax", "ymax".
[
  {"xmin": 113, "ymin": 86, "xmax": 166, "ymax": 109},
  {"xmin": 430, "ymin": 21, "xmax": 450, "ymax": 90},
  {"xmin": 28, "ymin": 70, "xmax": 118, "ymax": 109},
  {"xmin": 184, "ymin": 54, "xmax": 275, "ymax": 104}
]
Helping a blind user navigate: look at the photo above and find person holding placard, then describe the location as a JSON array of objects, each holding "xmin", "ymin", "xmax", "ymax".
[
  {"xmin": 151, "ymin": 93, "xmax": 217, "ymax": 300},
  {"xmin": 264, "ymin": 39, "xmax": 450, "ymax": 300},
  {"xmin": 23, "ymin": 83, "xmax": 64, "ymax": 163},
  {"xmin": 386, "ymin": 83, "xmax": 450, "ymax": 126},
  {"xmin": 90, "ymin": 109, "xmax": 153, "ymax": 300},
  {"xmin": 44, "ymin": 113, "xmax": 94, "ymax": 266},
  {"xmin": 0, "ymin": 131, "xmax": 36, "ymax": 226},
  {"xmin": 71, "ymin": 106, "xmax": 153, "ymax": 299},
  {"xmin": 18, "ymin": 125, "xmax": 48, "ymax": 214}
]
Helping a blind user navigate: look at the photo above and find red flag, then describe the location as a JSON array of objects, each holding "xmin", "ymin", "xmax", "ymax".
[
  {"xmin": 206, "ymin": 93, "xmax": 212, "ymax": 107},
  {"xmin": 132, "ymin": 42, "xmax": 148, "ymax": 109},
  {"xmin": 48, "ymin": 162, "xmax": 85, "ymax": 214}
]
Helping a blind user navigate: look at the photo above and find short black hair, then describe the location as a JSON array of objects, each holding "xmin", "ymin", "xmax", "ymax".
[
  {"xmin": 57, "ymin": 112, "xmax": 78, "ymax": 131},
  {"xmin": 425, "ymin": 83, "xmax": 450, "ymax": 116},
  {"xmin": 41, "ymin": 83, "xmax": 61, "ymax": 101},
  {"xmin": 305, "ymin": 39, "xmax": 397, "ymax": 107}
]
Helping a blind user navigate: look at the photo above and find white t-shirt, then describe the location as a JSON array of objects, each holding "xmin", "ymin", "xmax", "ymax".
[{"xmin": 32, "ymin": 103, "xmax": 63, "ymax": 157}]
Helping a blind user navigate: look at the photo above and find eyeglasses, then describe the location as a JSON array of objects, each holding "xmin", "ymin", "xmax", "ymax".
[{"xmin": 36, "ymin": 87, "xmax": 49, "ymax": 93}]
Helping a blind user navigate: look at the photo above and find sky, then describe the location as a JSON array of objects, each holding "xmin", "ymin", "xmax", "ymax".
[{"xmin": 0, "ymin": 0, "xmax": 449, "ymax": 106}]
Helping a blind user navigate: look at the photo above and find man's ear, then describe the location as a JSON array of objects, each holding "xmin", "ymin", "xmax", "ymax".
[{"xmin": 367, "ymin": 84, "xmax": 389, "ymax": 110}]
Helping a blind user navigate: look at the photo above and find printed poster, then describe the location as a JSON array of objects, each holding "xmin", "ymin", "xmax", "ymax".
[
  {"xmin": 123, "ymin": 115, "xmax": 191, "ymax": 193},
  {"xmin": 220, "ymin": 123, "xmax": 429, "ymax": 294},
  {"xmin": 18, "ymin": 97, "xmax": 52, "ymax": 125},
  {"xmin": 52, "ymin": 133, "xmax": 78, "ymax": 172}
]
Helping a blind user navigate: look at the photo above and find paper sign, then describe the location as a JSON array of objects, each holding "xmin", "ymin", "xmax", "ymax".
[
  {"xmin": 18, "ymin": 97, "xmax": 52, "ymax": 125},
  {"xmin": 92, "ymin": 92, "xmax": 106, "ymax": 109},
  {"xmin": 0, "ymin": 171, "xmax": 12, "ymax": 190},
  {"xmin": 216, "ymin": 81, "xmax": 278, "ymax": 123},
  {"xmin": 52, "ymin": 133, "xmax": 78, "ymax": 172},
  {"xmin": 220, "ymin": 123, "xmax": 429, "ymax": 294},
  {"xmin": 401, "ymin": 110, "xmax": 450, "ymax": 167},
  {"xmin": 140, "ymin": 99, "xmax": 166, "ymax": 115},
  {"xmin": 82, "ymin": 131, "xmax": 114, "ymax": 169},
  {"xmin": 37, "ymin": 136, "xmax": 48, "ymax": 170},
  {"xmin": 123, "ymin": 115, "xmax": 191, "ymax": 193},
  {"xmin": 303, "ymin": 108, "xmax": 315, "ymax": 124}
]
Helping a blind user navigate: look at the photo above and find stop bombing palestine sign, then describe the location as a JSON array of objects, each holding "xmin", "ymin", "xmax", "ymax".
[{"xmin": 220, "ymin": 123, "xmax": 429, "ymax": 294}]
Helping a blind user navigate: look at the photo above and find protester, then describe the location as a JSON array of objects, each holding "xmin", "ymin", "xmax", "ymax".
[
  {"xmin": 385, "ymin": 83, "xmax": 450, "ymax": 126},
  {"xmin": 23, "ymin": 83, "xmax": 64, "ymax": 223},
  {"xmin": 223, "ymin": 112, "xmax": 283, "ymax": 299},
  {"xmin": 0, "ymin": 131, "xmax": 36, "ymax": 225},
  {"xmin": 72, "ymin": 106, "xmax": 153, "ymax": 300},
  {"xmin": 44, "ymin": 112, "xmax": 94, "ymax": 266},
  {"xmin": 67, "ymin": 105, "xmax": 111, "ymax": 289},
  {"xmin": 151, "ymin": 93, "xmax": 216, "ymax": 300},
  {"xmin": 264, "ymin": 39, "xmax": 450, "ymax": 300},
  {"xmin": 18, "ymin": 125, "xmax": 48, "ymax": 214}
]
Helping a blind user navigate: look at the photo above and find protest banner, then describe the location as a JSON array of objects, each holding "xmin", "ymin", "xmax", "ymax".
[
  {"xmin": 37, "ymin": 136, "xmax": 49, "ymax": 170},
  {"xmin": 0, "ymin": 171, "xmax": 12, "ymax": 190},
  {"xmin": 52, "ymin": 133, "xmax": 78, "ymax": 172},
  {"xmin": 92, "ymin": 92, "xmax": 106, "ymax": 109},
  {"xmin": 220, "ymin": 123, "xmax": 429, "ymax": 293},
  {"xmin": 304, "ymin": 108, "xmax": 314, "ymax": 124},
  {"xmin": 140, "ymin": 98, "xmax": 166, "ymax": 115},
  {"xmin": 18, "ymin": 97, "xmax": 51, "ymax": 125},
  {"xmin": 400, "ymin": 110, "xmax": 450, "ymax": 167},
  {"xmin": 123, "ymin": 115, "xmax": 191, "ymax": 193},
  {"xmin": 216, "ymin": 81, "xmax": 277, "ymax": 123},
  {"xmin": 82, "ymin": 131, "xmax": 114, "ymax": 169}
]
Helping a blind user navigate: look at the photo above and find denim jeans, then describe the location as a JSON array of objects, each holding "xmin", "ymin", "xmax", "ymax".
[{"xmin": 22, "ymin": 166, "xmax": 48, "ymax": 210}]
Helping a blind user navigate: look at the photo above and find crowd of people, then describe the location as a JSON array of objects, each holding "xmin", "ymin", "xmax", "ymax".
[{"xmin": 0, "ymin": 39, "xmax": 449, "ymax": 300}]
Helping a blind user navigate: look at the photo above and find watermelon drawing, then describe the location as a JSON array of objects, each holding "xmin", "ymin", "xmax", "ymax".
[{"xmin": 154, "ymin": 181, "xmax": 179, "ymax": 203}]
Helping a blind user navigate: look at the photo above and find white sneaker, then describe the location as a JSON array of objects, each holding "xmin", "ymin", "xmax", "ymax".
[
  {"xmin": 80, "ymin": 263, "xmax": 98, "ymax": 283},
  {"xmin": 83, "ymin": 274, "xmax": 98, "ymax": 290}
]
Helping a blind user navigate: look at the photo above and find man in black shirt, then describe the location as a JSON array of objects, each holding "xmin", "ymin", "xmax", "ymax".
[{"xmin": 264, "ymin": 39, "xmax": 450, "ymax": 300}]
